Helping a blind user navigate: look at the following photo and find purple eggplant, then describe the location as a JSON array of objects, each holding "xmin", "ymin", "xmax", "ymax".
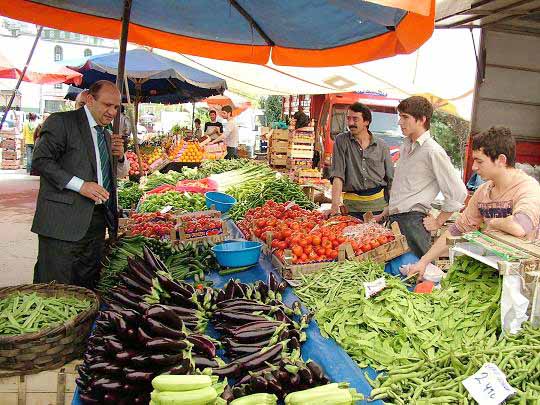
[
  {"xmin": 224, "ymin": 280, "xmax": 236, "ymax": 300},
  {"xmin": 107, "ymin": 291, "xmax": 139, "ymax": 311},
  {"xmin": 225, "ymin": 338, "xmax": 271, "ymax": 349},
  {"xmin": 213, "ymin": 310, "xmax": 267, "ymax": 325},
  {"xmin": 127, "ymin": 256, "xmax": 154, "ymax": 282},
  {"xmin": 103, "ymin": 393, "xmax": 120, "ymax": 404},
  {"xmin": 88, "ymin": 362, "xmax": 122, "ymax": 375},
  {"xmin": 211, "ymin": 362, "xmax": 241, "ymax": 378},
  {"xmin": 104, "ymin": 337, "xmax": 124, "ymax": 354},
  {"xmin": 145, "ymin": 337, "xmax": 188, "ymax": 353},
  {"xmin": 91, "ymin": 377, "xmax": 123, "ymax": 391},
  {"xmin": 169, "ymin": 291, "xmax": 198, "ymax": 309},
  {"xmin": 263, "ymin": 373, "xmax": 283, "ymax": 396},
  {"xmin": 229, "ymin": 345, "xmax": 265, "ymax": 358},
  {"xmin": 145, "ymin": 305, "xmax": 184, "ymax": 327},
  {"xmin": 143, "ymin": 244, "xmax": 167, "ymax": 272},
  {"xmin": 107, "ymin": 303, "xmax": 142, "ymax": 322},
  {"xmin": 137, "ymin": 326, "xmax": 154, "ymax": 345},
  {"xmin": 306, "ymin": 360, "xmax": 325, "ymax": 380},
  {"xmin": 277, "ymin": 280, "xmax": 288, "ymax": 293},
  {"xmin": 221, "ymin": 304, "xmax": 272, "ymax": 314},
  {"xmin": 216, "ymin": 298, "xmax": 260, "ymax": 309},
  {"xmin": 231, "ymin": 320, "xmax": 284, "ymax": 335},
  {"xmin": 119, "ymin": 273, "xmax": 152, "ymax": 295},
  {"xmin": 268, "ymin": 272, "xmax": 279, "ymax": 292},
  {"xmin": 193, "ymin": 355, "xmax": 219, "ymax": 369},
  {"xmin": 79, "ymin": 393, "xmax": 101, "ymax": 404},
  {"xmin": 186, "ymin": 334, "xmax": 216, "ymax": 358},
  {"xmin": 115, "ymin": 350, "xmax": 138, "ymax": 364},
  {"xmin": 144, "ymin": 316, "xmax": 185, "ymax": 340},
  {"xmin": 160, "ymin": 304, "xmax": 199, "ymax": 317},
  {"xmin": 124, "ymin": 370, "xmax": 155, "ymax": 383},
  {"xmin": 235, "ymin": 343, "xmax": 285, "ymax": 372},
  {"xmin": 250, "ymin": 375, "xmax": 268, "ymax": 392},
  {"xmin": 232, "ymin": 327, "xmax": 279, "ymax": 343}
]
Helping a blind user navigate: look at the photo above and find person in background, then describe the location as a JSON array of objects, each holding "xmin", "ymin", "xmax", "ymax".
[
  {"xmin": 193, "ymin": 118, "xmax": 203, "ymax": 140},
  {"xmin": 293, "ymin": 106, "xmax": 310, "ymax": 129},
  {"xmin": 328, "ymin": 102, "xmax": 394, "ymax": 219},
  {"xmin": 23, "ymin": 113, "xmax": 38, "ymax": 174},
  {"xmin": 75, "ymin": 90, "xmax": 89, "ymax": 109},
  {"xmin": 120, "ymin": 105, "xmax": 132, "ymax": 149},
  {"xmin": 204, "ymin": 110, "xmax": 223, "ymax": 141},
  {"xmin": 377, "ymin": 96, "xmax": 467, "ymax": 258},
  {"xmin": 210, "ymin": 105, "xmax": 239, "ymax": 159},
  {"xmin": 407, "ymin": 126, "xmax": 540, "ymax": 278},
  {"xmin": 32, "ymin": 80, "xmax": 129, "ymax": 289}
]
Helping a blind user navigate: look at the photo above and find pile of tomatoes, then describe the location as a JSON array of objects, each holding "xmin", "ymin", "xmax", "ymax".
[
  {"xmin": 126, "ymin": 151, "xmax": 149, "ymax": 176},
  {"xmin": 237, "ymin": 201, "xmax": 396, "ymax": 265},
  {"xmin": 181, "ymin": 213, "xmax": 223, "ymax": 236},
  {"xmin": 129, "ymin": 212, "xmax": 175, "ymax": 239}
]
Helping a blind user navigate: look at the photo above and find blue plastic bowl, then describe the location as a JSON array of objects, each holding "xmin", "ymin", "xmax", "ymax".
[
  {"xmin": 212, "ymin": 240, "xmax": 262, "ymax": 267},
  {"xmin": 205, "ymin": 191, "xmax": 237, "ymax": 213}
]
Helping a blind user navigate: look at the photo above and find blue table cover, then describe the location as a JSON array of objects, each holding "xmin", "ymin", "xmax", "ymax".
[{"xmin": 72, "ymin": 221, "xmax": 418, "ymax": 404}]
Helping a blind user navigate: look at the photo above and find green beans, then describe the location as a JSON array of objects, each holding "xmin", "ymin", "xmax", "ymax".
[{"xmin": 0, "ymin": 292, "xmax": 91, "ymax": 335}]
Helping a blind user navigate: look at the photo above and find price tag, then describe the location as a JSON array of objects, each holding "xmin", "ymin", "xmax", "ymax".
[
  {"xmin": 363, "ymin": 277, "xmax": 386, "ymax": 299},
  {"xmin": 160, "ymin": 205, "xmax": 173, "ymax": 214},
  {"xmin": 462, "ymin": 363, "xmax": 515, "ymax": 405}
]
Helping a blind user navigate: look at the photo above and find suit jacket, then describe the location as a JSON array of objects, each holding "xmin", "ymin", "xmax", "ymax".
[{"xmin": 32, "ymin": 108, "xmax": 118, "ymax": 242}]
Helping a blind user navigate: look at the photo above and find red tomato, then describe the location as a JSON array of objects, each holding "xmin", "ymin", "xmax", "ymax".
[
  {"xmin": 311, "ymin": 235, "xmax": 321, "ymax": 246},
  {"xmin": 292, "ymin": 245, "xmax": 303, "ymax": 256}
]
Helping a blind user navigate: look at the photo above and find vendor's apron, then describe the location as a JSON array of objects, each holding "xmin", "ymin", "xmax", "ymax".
[{"xmin": 343, "ymin": 185, "xmax": 387, "ymax": 215}]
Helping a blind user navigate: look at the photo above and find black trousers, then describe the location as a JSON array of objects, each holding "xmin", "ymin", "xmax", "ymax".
[
  {"xmin": 388, "ymin": 212, "xmax": 431, "ymax": 259},
  {"xmin": 225, "ymin": 147, "xmax": 238, "ymax": 159},
  {"xmin": 33, "ymin": 205, "xmax": 106, "ymax": 290}
]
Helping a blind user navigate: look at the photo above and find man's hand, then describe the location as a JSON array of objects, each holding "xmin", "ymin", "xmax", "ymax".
[
  {"xmin": 111, "ymin": 133, "xmax": 124, "ymax": 158},
  {"xmin": 80, "ymin": 181, "xmax": 109, "ymax": 203},
  {"xmin": 324, "ymin": 205, "xmax": 341, "ymax": 218},
  {"xmin": 406, "ymin": 260, "xmax": 428, "ymax": 280},
  {"xmin": 372, "ymin": 213, "xmax": 385, "ymax": 223},
  {"xmin": 423, "ymin": 214, "xmax": 441, "ymax": 232}
]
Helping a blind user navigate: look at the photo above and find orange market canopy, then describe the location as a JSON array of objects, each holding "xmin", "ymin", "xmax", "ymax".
[{"xmin": 0, "ymin": 0, "xmax": 434, "ymax": 67}]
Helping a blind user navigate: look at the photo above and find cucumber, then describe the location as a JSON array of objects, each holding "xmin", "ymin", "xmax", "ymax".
[
  {"xmin": 152, "ymin": 374, "xmax": 212, "ymax": 392},
  {"xmin": 156, "ymin": 386, "xmax": 217, "ymax": 405},
  {"xmin": 285, "ymin": 383, "xmax": 342, "ymax": 403},
  {"xmin": 230, "ymin": 393, "xmax": 278, "ymax": 405}
]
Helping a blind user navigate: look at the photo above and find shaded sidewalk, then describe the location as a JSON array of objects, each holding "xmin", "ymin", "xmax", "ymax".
[{"xmin": 0, "ymin": 169, "xmax": 39, "ymax": 287}]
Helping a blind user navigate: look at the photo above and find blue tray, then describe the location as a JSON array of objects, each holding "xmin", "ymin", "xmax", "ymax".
[{"xmin": 72, "ymin": 220, "xmax": 418, "ymax": 404}]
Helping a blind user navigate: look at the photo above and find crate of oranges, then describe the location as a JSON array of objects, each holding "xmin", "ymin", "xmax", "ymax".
[{"xmin": 178, "ymin": 141, "xmax": 203, "ymax": 163}]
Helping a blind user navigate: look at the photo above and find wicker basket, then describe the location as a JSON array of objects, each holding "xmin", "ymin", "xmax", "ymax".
[{"xmin": 0, "ymin": 283, "xmax": 99, "ymax": 378}]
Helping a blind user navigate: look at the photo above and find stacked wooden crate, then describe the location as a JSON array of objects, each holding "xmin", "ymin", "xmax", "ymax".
[
  {"xmin": 287, "ymin": 127, "xmax": 314, "ymax": 170},
  {"xmin": 0, "ymin": 128, "xmax": 21, "ymax": 170},
  {"xmin": 268, "ymin": 129, "xmax": 289, "ymax": 168}
]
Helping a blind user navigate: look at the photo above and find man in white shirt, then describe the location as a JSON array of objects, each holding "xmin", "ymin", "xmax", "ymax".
[
  {"xmin": 32, "ymin": 80, "xmax": 129, "ymax": 289},
  {"xmin": 376, "ymin": 96, "xmax": 467, "ymax": 258},
  {"xmin": 210, "ymin": 105, "xmax": 239, "ymax": 159}
]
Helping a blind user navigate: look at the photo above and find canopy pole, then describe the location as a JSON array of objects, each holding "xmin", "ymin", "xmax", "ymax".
[
  {"xmin": 111, "ymin": 0, "xmax": 132, "ymax": 231},
  {"xmin": 0, "ymin": 26, "xmax": 43, "ymax": 132},
  {"xmin": 191, "ymin": 102, "xmax": 195, "ymax": 133},
  {"xmin": 123, "ymin": 75, "xmax": 144, "ymax": 177}
]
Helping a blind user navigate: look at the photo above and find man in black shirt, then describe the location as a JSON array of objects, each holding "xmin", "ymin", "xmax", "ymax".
[
  {"xmin": 204, "ymin": 110, "xmax": 223, "ymax": 141},
  {"xmin": 293, "ymin": 106, "xmax": 310, "ymax": 129}
]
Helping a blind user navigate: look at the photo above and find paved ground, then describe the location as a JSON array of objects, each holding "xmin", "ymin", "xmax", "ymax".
[{"xmin": 0, "ymin": 169, "xmax": 39, "ymax": 287}]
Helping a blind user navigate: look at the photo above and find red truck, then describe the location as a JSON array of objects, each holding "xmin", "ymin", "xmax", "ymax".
[{"xmin": 283, "ymin": 92, "xmax": 402, "ymax": 176}]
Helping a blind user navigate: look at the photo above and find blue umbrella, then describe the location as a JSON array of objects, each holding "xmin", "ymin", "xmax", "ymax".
[{"xmin": 65, "ymin": 48, "xmax": 226, "ymax": 105}]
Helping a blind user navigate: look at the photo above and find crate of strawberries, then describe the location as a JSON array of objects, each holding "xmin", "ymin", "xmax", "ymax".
[
  {"xmin": 172, "ymin": 210, "xmax": 227, "ymax": 244},
  {"xmin": 125, "ymin": 212, "xmax": 176, "ymax": 239}
]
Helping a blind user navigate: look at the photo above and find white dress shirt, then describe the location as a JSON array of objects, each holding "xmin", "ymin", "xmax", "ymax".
[{"xmin": 65, "ymin": 106, "xmax": 129, "ymax": 192}]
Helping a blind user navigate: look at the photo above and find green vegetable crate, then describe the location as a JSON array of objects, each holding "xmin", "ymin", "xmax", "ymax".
[
  {"xmin": 0, "ymin": 359, "xmax": 81, "ymax": 405},
  {"xmin": 0, "ymin": 283, "xmax": 98, "ymax": 378},
  {"xmin": 170, "ymin": 209, "xmax": 229, "ymax": 245}
]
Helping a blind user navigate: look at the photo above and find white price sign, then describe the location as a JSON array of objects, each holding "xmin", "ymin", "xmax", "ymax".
[
  {"xmin": 160, "ymin": 205, "xmax": 173, "ymax": 214},
  {"xmin": 462, "ymin": 363, "xmax": 515, "ymax": 405},
  {"xmin": 363, "ymin": 277, "xmax": 386, "ymax": 299}
]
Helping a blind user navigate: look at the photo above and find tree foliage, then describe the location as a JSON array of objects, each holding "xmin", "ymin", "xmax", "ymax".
[
  {"xmin": 430, "ymin": 110, "xmax": 470, "ymax": 169},
  {"xmin": 259, "ymin": 95, "xmax": 283, "ymax": 126}
]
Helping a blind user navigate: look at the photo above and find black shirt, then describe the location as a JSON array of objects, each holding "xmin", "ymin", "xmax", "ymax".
[{"xmin": 204, "ymin": 121, "xmax": 223, "ymax": 135}]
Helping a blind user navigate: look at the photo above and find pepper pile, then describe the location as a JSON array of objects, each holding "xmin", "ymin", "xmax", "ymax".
[
  {"xmin": 181, "ymin": 213, "xmax": 223, "ymax": 236},
  {"xmin": 139, "ymin": 191, "xmax": 206, "ymax": 213}
]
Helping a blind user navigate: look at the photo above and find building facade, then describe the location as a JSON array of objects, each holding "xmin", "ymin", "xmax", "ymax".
[{"xmin": 0, "ymin": 17, "xmax": 118, "ymax": 114}]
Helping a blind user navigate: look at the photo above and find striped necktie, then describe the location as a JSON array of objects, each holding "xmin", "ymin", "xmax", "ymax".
[{"xmin": 95, "ymin": 125, "xmax": 112, "ymax": 193}]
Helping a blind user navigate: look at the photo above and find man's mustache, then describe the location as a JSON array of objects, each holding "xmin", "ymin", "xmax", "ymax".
[{"xmin": 349, "ymin": 125, "xmax": 357, "ymax": 129}]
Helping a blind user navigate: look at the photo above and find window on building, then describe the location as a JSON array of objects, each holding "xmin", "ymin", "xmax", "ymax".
[
  {"xmin": 84, "ymin": 49, "xmax": 92, "ymax": 57},
  {"xmin": 54, "ymin": 45, "xmax": 63, "ymax": 61},
  {"xmin": 44, "ymin": 30, "xmax": 50, "ymax": 39},
  {"xmin": 54, "ymin": 83, "xmax": 63, "ymax": 90},
  {"xmin": 74, "ymin": 33, "xmax": 80, "ymax": 40},
  {"xmin": 54, "ymin": 30, "xmax": 60, "ymax": 39},
  {"xmin": 59, "ymin": 31, "xmax": 65, "ymax": 39},
  {"xmin": 44, "ymin": 100, "xmax": 66, "ymax": 113}
]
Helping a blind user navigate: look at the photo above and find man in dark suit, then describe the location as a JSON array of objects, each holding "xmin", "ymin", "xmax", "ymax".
[{"xmin": 32, "ymin": 80, "xmax": 128, "ymax": 289}]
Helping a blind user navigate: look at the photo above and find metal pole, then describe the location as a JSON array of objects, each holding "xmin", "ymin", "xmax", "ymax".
[
  {"xmin": 0, "ymin": 26, "xmax": 43, "ymax": 132},
  {"xmin": 191, "ymin": 102, "xmax": 195, "ymax": 133}
]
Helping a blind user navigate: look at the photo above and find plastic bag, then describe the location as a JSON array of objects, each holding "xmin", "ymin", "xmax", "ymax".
[
  {"xmin": 400, "ymin": 263, "xmax": 445, "ymax": 283},
  {"xmin": 501, "ymin": 274, "xmax": 529, "ymax": 334},
  {"xmin": 175, "ymin": 178, "xmax": 218, "ymax": 194}
]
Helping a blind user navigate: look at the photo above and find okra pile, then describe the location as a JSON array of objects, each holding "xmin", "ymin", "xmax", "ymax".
[
  {"xmin": 78, "ymin": 245, "xmax": 330, "ymax": 404},
  {"xmin": 0, "ymin": 292, "xmax": 91, "ymax": 335}
]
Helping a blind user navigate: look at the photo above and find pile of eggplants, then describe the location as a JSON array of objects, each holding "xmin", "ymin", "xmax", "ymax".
[{"xmin": 77, "ymin": 247, "xmax": 329, "ymax": 404}]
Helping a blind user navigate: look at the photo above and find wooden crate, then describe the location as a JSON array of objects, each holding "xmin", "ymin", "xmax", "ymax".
[
  {"xmin": 1, "ymin": 139, "xmax": 16, "ymax": 149},
  {"xmin": 352, "ymin": 222, "xmax": 409, "ymax": 263},
  {"xmin": 270, "ymin": 153, "xmax": 288, "ymax": 167},
  {"xmin": 271, "ymin": 129, "xmax": 290, "ymax": 142},
  {"xmin": 2, "ymin": 150, "xmax": 20, "ymax": 160},
  {"xmin": 287, "ymin": 149, "xmax": 314, "ymax": 159},
  {"xmin": 0, "ymin": 359, "xmax": 81, "ymax": 405},
  {"xmin": 170, "ymin": 210, "xmax": 229, "ymax": 245},
  {"xmin": 287, "ymin": 158, "xmax": 312, "ymax": 169},
  {"xmin": 269, "ymin": 141, "xmax": 289, "ymax": 154}
]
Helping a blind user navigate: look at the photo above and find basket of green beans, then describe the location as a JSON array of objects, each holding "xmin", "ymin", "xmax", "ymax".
[{"xmin": 0, "ymin": 283, "xmax": 98, "ymax": 377}]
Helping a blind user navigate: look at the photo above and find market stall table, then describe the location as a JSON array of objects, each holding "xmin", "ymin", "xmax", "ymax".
[{"xmin": 72, "ymin": 220, "xmax": 418, "ymax": 404}]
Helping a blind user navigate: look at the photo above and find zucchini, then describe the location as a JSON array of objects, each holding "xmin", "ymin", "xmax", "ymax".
[
  {"xmin": 156, "ymin": 386, "xmax": 217, "ymax": 405},
  {"xmin": 152, "ymin": 374, "xmax": 212, "ymax": 392},
  {"xmin": 230, "ymin": 393, "xmax": 278, "ymax": 405}
]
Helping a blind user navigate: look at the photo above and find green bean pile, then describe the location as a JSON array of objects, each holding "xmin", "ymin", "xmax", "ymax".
[
  {"xmin": 0, "ymin": 292, "xmax": 91, "ymax": 335},
  {"xmin": 228, "ymin": 177, "xmax": 317, "ymax": 221}
]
